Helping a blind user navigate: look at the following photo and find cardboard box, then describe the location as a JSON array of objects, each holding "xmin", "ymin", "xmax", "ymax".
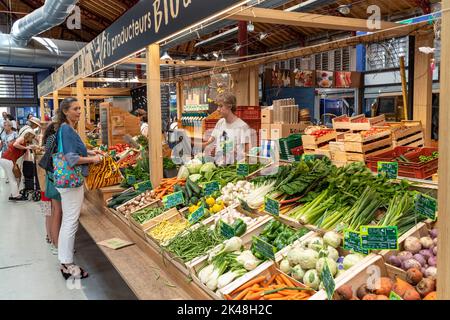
[
  {"xmin": 270, "ymin": 123, "xmax": 307, "ymax": 140},
  {"xmin": 260, "ymin": 124, "xmax": 271, "ymax": 140},
  {"xmin": 261, "ymin": 108, "xmax": 273, "ymax": 124}
]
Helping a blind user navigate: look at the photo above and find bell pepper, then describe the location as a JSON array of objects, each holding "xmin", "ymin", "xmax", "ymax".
[{"xmin": 232, "ymin": 219, "xmax": 247, "ymax": 237}]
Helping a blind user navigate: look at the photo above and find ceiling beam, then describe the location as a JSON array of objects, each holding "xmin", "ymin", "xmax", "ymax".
[
  {"xmin": 227, "ymin": 7, "xmax": 398, "ymax": 32},
  {"xmin": 84, "ymin": 77, "xmax": 147, "ymax": 84},
  {"xmin": 122, "ymin": 58, "xmax": 227, "ymax": 68}
]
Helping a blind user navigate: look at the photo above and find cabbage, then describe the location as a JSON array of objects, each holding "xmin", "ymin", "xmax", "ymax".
[
  {"xmin": 200, "ymin": 162, "xmax": 216, "ymax": 174},
  {"xmin": 186, "ymin": 159, "xmax": 203, "ymax": 174},
  {"xmin": 189, "ymin": 174, "xmax": 202, "ymax": 183},
  {"xmin": 177, "ymin": 165, "xmax": 190, "ymax": 179}
]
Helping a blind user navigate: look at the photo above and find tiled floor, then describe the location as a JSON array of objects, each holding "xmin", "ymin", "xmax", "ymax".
[{"xmin": 0, "ymin": 171, "xmax": 137, "ymax": 300}]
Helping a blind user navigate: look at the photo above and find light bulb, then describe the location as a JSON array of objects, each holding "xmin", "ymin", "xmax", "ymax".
[{"xmin": 247, "ymin": 21, "xmax": 255, "ymax": 32}]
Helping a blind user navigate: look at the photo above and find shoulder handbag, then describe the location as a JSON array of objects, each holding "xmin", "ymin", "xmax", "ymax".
[
  {"xmin": 38, "ymin": 135, "xmax": 56, "ymax": 172},
  {"xmin": 52, "ymin": 128, "xmax": 84, "ymax": 188}
]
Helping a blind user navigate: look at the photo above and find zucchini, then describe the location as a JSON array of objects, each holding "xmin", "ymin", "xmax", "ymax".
[
  {"xmin": 189, "ymin": 180, "xmax": 201, "ymax": 196},
  {"xmin": 185, "ymin": 179, "xmax": 193, "ymax": 199}
]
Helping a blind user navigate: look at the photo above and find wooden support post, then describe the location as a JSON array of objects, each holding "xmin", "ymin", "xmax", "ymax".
[
  {"xmin": 176, "ymin": 82, "xmax": 184, "ymax": 120},
  {"xmin": 76, "ymin": 79, "xmax": 86, "ymax": 142},
  {"xmin": 53, "ymin": 90, "xmax": 59, "ymax": 113},
  {"xmin": 413, "ymin": 32, "xmax": 434, "ymax": 145},
  {"xmin": 249, "ymin": 67, "xmax": 259, "ymax": 106},
  {"xmin": 86, "ymin": 97, "xmax": 91, "ymax": 124},
  {"xmin": 437, "ymin": 0, "xmax": 450, "ymax": 301},
  {"xmin": 146, "ymin": 44, "xmax": 163, "ymax": 188},
  {"xmin": 399, "ymin": 56, "xmax": 408, "ymax": 120},
  {"xmin": 40, "ymin": 97, "xmax": 45, "ymax": 121}
]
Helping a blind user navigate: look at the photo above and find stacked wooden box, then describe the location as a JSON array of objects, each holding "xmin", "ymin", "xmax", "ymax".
[
  {"xmin": 388, "ymin": 120, "xmax": 424, "ymax": 148},
  {"xmin": 332, "ymin": 114, "xmax": 386, "ymax": 132},
  {"xmin": 343, "ymin": 129, "xmax": 393, "ymax": 162},
  {"xmin": 301, "ymin": 129, "xmax": 338, "ymax": 154}
]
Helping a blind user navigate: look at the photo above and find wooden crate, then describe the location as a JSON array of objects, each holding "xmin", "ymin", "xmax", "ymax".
[
  {"xmin": 116, "ymin": 192, "xmax": 160, "ymax": 217},
  {"xmin": 302, "ymin": 131, "xmax": 337, "ymax": 150},
  {"xmin": 331, "ymin": 151, "xmax": 348, "ymax": 162},
  {"xmin": 344, "ymin": 131, "xmax": 393, "ymax": 162},
  {"xmin": 328, "ymin": 255, "xmax": 397, "ymax": 300},
  {"xmin": 344, "ymin": 136, "xmax": 392, "ymax": 153},
  {"xmin": 127, "ymin": 200, "xmax": 165, "ymax": 239},
  {"xmin": 315, "ymin": 146, "xmax": 331, "ymax": 158},
  {"xmin": 379, "ymin": 222, "xmax": 431, "ymax": 280},
  {"xmin": 349, "ymin": 114, "xmax": 386, "ymax": 131},
  {"xmin": 221, "ymin": 261, "xmax": 317, "ymax": 300},
  {"xmin": 329, "ymin": 141, "xmax": 345, "ymax": 152},
  {"xmin": 332, "ymin": 115, "xmax": 354, "ymax": 130},
  {"xmin": 106, "ymin": 207, "xmax": 130, "ymax": 227}
]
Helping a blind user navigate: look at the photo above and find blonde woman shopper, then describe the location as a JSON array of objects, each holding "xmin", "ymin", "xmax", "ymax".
[
  {"xmin": 54, "ymin": 98, "xmax": 102, "ymax": 280},
  {"xmin": 0, "ymin": 129, "xmax": 38, "ymax": 200}
]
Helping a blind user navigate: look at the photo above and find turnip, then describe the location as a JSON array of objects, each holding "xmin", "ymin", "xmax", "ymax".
[
  {"xmin": 388, "ymin": 255, "xmax": 402, "ymax": 267},
  {"xmin": 290, "ymin": 265, "xmax": 305, "ymax": 282},
  {"xmin": 398, "ymin": 251, "xmax": 413, "ymax": 262},
  {"xmin": 316, "ymin": 257, "xmax": 337, "ymax": 276},
  {"xmin": 280, "ymin": 259, "xmax": 291, "ymax": 274},
  {"xmin": 323, "ymin": 231, "xmax": 341, "ymax": 249},
  {"xmin": 404, "ymin": 237, "xmax": 422, "ymax": 254},
  {"xmin": 419, "ymin": 236, "xmax": 433, "ymax": 249},
  {"xmin": 429, "ymin": 228, "xmax": 438, "ymax": 239},
  {"xmin": 413, "ymin": 254, "xmax": 427, "ymax": 267},
  {"xmin": 402, "ymin": 259, "xmax": 422, "ymax": 271},
  {"xmin": 419, "ymin": 249, "xmax": 433, "ymax": 261},
  {"xmin": 425, "ymin": 266, "xmax": 437, "ymax": 278},
  {"xmin": 433, "ymin": 238, "xmax": 438, "ymax": 246},
  {"xmin": 433, "ymin": 246, "xmax": 438, "ymax": 256},
  {"xmin": 428, "ymin": 256, "xmax": 437, "ymax": 267}
]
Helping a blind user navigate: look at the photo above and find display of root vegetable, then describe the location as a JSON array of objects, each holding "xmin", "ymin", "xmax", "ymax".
[
  {"xmin": 387, "ymin": 228, "xmax": 438, "ymax": 278},
  {"xmin": 280, "ymin": 231, "xmax": 366, "ymax": 291},
  {"xmin": 117, "ymin": 190, "xmax": 158, "ymax": 215}
]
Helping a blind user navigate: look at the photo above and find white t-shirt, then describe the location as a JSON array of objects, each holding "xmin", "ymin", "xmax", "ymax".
[
  {"xmin": 211, "ymin": 118, "xmax": 251, "ymax": 165},
  {"xmin": 141, "ymin": 122, "xmax": 148, "ymax": 137}
]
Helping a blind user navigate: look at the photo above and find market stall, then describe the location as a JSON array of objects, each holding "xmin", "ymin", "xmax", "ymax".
[{"xmin": 34, "ymin": 0, "xmax": 449, "ymax": 300}]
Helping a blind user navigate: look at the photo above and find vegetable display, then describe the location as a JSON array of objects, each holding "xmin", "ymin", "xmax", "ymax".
[
  {"xmin": 282, "ymin": 232, "xmax": 364, "ymax": 290},
  {"xmin": 218, "ymin": 181, "xmax": 254, "ymax": 207},
  {"xmin": 117, "ymin": 190, "xmax": 158, "ymax": 216},
  {"xmin": 131, "ymin": 206, "xmax": 165, "ymax": 225},
  {"xmin": 147, "ymin": 218, "xmax": 190, "ymax": 244},
  {"xmin": 210, "ymin": 206, "xmax": 266, "ymax": 235},
  {"xmin": 251, "ymin": 220, "xmax": 310, "ymax": 260},
  {"xmin": 153, "ymin": 178, "xmax": 186, "ymax": 199},
  {"xmin": 164, "ymin": 225, "xmax": 226, "ymax": 263},
  {"xmin": 224, "ymin": 270, "xmax": 316, "ymax": 300},
  {"xmin": 107, "ymin": 189, "xmax": 143, "ymax": 210}
]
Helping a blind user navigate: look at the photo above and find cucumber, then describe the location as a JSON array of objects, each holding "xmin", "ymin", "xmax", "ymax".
[
  {"xmin": 185, "ymin": 179, "xmax": 193, "ymax": 199},
  {"xmin": 189, "ymin": 180, "xmax": 201, "ymax": 196}
]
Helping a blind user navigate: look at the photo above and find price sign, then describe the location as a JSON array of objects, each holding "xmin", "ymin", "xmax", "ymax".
[
  {"xmin": 163, "ymin": 191, "xmax": 185, "ymax": 209},
  {"xmin": 360, "ymin": 226, "xmax": 398, "ymax": 250},
  {"xmin": 219, "ymin": 221, "xmax": 235, "ymax": 239},
  {"xmin": 415, "ymin": 193, "xmax": 437, "ymax": 221},
  {"xmin": 389, "ymin": 291, "xmax": 403, "ymax": 300},
  {"xmin": 302, "ymin": 154, "xmax": 317, "ymax": 162},
  {"xmin": 204, "ymin": 181, "xmax": 220, "ymax": 196},
  {"xmin": 237, "ymin": 163, "xmax": 250, "ymax": 176},
  {"xmin": 343, "ymin": 230, "xmax": 369, "ymax": 255},
  {"xmin": 188, "ymin": 205, "xmax": 205, "ymax": 224},
  {"xmin": 264, "ymin": 197, "xmax": 280, "ymax": 216},
  {"xmin": 377, "ymin": 161, "xmax": 398, "ymax": 179},
  {"xmin": 126, "ymin": 174, "xmax": 136, "ymax": 185},
  {"xmin": 110, "ymin": 150, "xmax": 117, "ymax": 157},
  {"xmin": 133, "ymin": 180, "xmax": 152, "ymax": 192},
  {"xmin": 252, "ymin": 236, "xmax": 276, "ymax": 260},
  {"xmin": 321, "ymin": 262, "xmax": 336, "ymax": 301}
]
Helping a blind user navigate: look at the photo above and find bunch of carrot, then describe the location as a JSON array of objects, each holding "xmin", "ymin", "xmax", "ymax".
[
  {"xmin": 153, "ymin": 178, "xmax": 186, "ymax": 199},
  {"xmin": 224, "ymin": 272, "xmax": 314, "ymax": 300}
]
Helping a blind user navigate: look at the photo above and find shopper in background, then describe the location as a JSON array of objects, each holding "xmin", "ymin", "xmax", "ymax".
[
  {"xmin": 41, "ymin": 122, "xmax": 62, "ymax": 255},
  {"xmin": 140, "ymin": 113, "xmax": 149, "ymax": 137},
  {"xmin": 203, "ymin": 92, "xmax": 251, "ymax": 165},
  {"xmin": 55, "ymin": 97, "xmax": 102, "ymax": 280},
  {"xmin": 0, "ymin": 129, "xmax": 38, "ymax": 201},
  {"xmin": 6, "ymin": 114, "xmax": 17, "ymax": 131},
  {"xmin": 0, "ymin": 120, "xmax": 18, "ymax": 154},
  {"xmin": 0, "ymin": 112, "xmax": 7, "ymax": 131},
  {"xmin": 19, "ymin": 117, "xmax": 41, "ymax": 137}
]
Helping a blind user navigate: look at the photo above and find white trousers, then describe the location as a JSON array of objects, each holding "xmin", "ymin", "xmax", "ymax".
[
  {"xmin": 0, "ymin": 158, "xmax": 20, "ymax": 197},
  {"xmin": 56, "ymin": 186, "xmax": 84, "ymax": 264}
]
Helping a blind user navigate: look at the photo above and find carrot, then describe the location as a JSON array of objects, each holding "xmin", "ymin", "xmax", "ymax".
[
  {"xmin": 279, "ymin": 274, "xmax": 295, "ymax": 287},
  {"xmin": 223, "ymin": 294, "xmax": 232, "ymax": 300},
  {"xmin": 264, "ymin": 293, "xmax": 284, "ymax": 299},
  {"xmin": 266, "ymin": 274, "xmax": 277, "ymax": 286},
  {"xmin": 233, "ymin": 287, "xmax": 252, "ymax": 300},
  {"xmin": 245, "ymin": 292, "xmax": 263, "ymax": 300},
  {"xmin": 275, "ymin": 275, "xmax": 284, "ymax": 285},
  {"xmin": 231, "ymin": 276, "xmax": 266, "ymax": 295}
]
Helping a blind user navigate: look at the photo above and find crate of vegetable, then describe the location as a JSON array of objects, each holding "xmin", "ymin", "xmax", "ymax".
[
  {"xmin": 332, "ymin": 254, "xmax": 436, "ymax": 300},
  {"xmin": 380, "ymin": 222, "xmax": 437, "ymax": 283},
  {"xmin": 128, "ymin": 204, "xmax": 165, "ymax": 238},
  {"xmin": 301, "ymin": 128, "xmax": 337, "ymax": 150},
  {"xmin": 365, "ymin": 146, "xmax": 439, "ymax": 179},
  {"xmin": 116, "ymin": 189, "xmax": 159, "ymax": 217},
  {"xmin": 275, "ymin": 231, "xmax": 373, "ymax": 297},
  {"xmin": 349, "ymin": 114, "xmax": 386, "ymax": 131},
  {"xmin": 388, "ymin": 120, "xmax": 424, "ymax": 148},
  {"xmin": 221, "ymin": 261, "xmax": 317, "ymax": 300},
  {"xmin": 332, "ymin": 115, "xmax": 353, "ymax": 130}
]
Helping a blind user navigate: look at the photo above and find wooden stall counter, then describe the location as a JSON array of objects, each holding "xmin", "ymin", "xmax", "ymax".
[{"xmin": 81, "ymin": 189, "xmax": 210, "ymax": 300}]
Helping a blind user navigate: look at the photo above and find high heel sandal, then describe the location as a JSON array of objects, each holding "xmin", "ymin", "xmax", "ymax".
[{"xmin": 60, "ymin": 264, "xmax": 89, "ymax": 280}]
